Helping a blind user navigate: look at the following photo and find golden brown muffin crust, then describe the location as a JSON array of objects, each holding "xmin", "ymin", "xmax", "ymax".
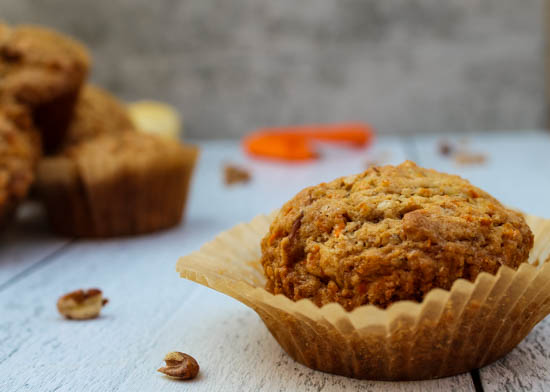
[
  {"xmin": 261, "ymin": 161, "xmax": 534, "ymax": 310},
  {"xmin": 62, "ymin": 131, "xmax": 181, "ymax": 162},
  {"xmin": 0, "ymin": 23, "xmax": 90, "ymax": 106},
  {"xmin": 0, "ymin": 23, "xmax": 90, "ymax": 153},
  {"xmin": 60, "ymin": 84, "xmax": 135, "ymax": 149}
]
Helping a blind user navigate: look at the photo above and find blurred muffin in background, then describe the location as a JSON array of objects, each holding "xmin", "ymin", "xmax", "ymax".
[
  {"xmin": 60, "ymin": 84, "xmax": 135, "ymax": 149},
  {"xmin": 0, "ymin": 23, "xmax": 90, "ymax": 153},
  {"xmin": 0, "ymin": 22, "xmax": 197, "ymax": 237},
  {"xmin": 37, "ymin": 131, "xmax": 198, "ymax": 237},
  {"xmin": 0, "ymin": 103, "xmax": 41, "ymax": 227}
]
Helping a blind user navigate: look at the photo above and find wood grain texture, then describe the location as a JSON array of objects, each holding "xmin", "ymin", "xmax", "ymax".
[
  {"xmin": 0, "ymin": 203, "xmax": 69, "ymax": 289},
  {"xmin": 0, "ymin": 226, "xmax": 202, "ymax": 392},
  {"xmin": 11, "ymin": 134, "xmax": 550, "ymax": 390},
  {"xmin": 480, "ymin": 316, "xmax": 550, "ymax": 392}
]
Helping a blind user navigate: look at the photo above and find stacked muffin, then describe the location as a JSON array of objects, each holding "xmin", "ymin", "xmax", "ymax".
[{"xmin": 0, "ymin": 23, "xmax": 197, "ymax": 237}]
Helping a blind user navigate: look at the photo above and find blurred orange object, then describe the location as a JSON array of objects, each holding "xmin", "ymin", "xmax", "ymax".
[{"xmin": 243, "ymin": 123, "xmax": 374, "ymax": 161}]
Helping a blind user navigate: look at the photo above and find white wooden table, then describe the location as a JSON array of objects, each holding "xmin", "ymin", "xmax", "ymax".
[{"xmin": 1, "ymin": 131, "xmax": 549, "ymax": 392}]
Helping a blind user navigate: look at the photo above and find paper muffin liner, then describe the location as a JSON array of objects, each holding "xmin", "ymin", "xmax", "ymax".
[
  {"xmin": 37, "ymin": 143, "xmax": 198, "ymax": 237},
  {"xmin": 177, "ymin": 213, "xmax": 550, "ymax": 380}
]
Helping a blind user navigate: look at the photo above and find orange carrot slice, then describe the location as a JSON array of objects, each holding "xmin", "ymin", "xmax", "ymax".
[
  {"xmin": 244, "ymin": 133, "xmax": 316, "ymax": 160},
  {"xmin": 243, "ymin": 123, "xmax": 374, "ymax": 161}
]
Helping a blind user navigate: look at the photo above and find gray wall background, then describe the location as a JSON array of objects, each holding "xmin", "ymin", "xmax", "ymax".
[{"xmin": 1, "ymin": 0, "xmax": 546, "ymax": 138}]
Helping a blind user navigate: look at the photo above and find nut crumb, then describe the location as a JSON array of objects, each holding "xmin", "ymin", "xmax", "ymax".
[
  {"xmin": 437, "ymin": 139, "xmax": 487, "ymax": 166},
  {"xmin": 454, "ymin": 151, "xmax": 487, "ymax": 165},
  {"xmin": 57, "ymin": 288, "xmax": 108, "ymax": 320},
  {"xmin": 158, "ymin": 352, "xmax": 199, "ymax": 380},
  {"xmin": 224, "ymin": 164, "xmax": 251, "ymax": 185},
  {"xmin": 438, "ymin": 141, "xmax": 454, "ymax": 156}
]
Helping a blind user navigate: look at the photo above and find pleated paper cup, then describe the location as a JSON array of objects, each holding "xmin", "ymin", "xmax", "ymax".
[
  {"xmin": 176, "ymin": 213, "xmax": 550, "ymax": 381},
  {"xmin": 37, "ymin": 139, "xmax": 198, "ymax": 237}
]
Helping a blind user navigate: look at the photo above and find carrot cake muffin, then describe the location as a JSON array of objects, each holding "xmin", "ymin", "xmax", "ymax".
[
  {"xmin": 0, "ymin": 103, "xmax": 40, "ymax": 226},
  {"xmin": 0, "ymin": 23, "xmax": 90, "ymax": 152},
  {"xmin": 37, "ymin": 131, "xmax": 198, "ymax": 237},
  {"xmin": 59, "ymin": 84, "xmax": 135, "ymax": 149},
  {"xmin": 261, "ymin": 161, "xmax": 534, "ymax": 310}
]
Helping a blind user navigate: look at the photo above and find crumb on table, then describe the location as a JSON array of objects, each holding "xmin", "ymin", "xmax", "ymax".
[
  {"xmin": 224, "ymin": 164, "xmax": 251, "ymax": 185},
  {"xmin": 438, "ymin": 141, "xmax": 454, "ymax": 156},
  {"xmin": 454, "ymin": 151, "xmax": 487, "ymax": 165},
  {"xmin": 437, "ymin": 139, "xmax": 488, "ymax": 166}
]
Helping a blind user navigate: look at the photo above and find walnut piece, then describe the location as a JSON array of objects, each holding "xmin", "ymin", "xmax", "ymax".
[
  {"xmin": 57, "ymin": 288, "xmax": 108, "ymax": 320},
  {"xmin": 454, "ymin": 151, "xmax": 487, "ymax": 165},
  {"xmin": 438, "ymin": 140, "xmax": 454, "ymax": 156},
  {"xmin": 158, "ymin": 352, "xmax": 199, "ymax": 380},
  {"xmin": 223, "ymin": 164, "xmax": 251, "ymax": 185}
]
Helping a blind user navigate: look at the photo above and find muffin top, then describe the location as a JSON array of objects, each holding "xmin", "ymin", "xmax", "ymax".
[
  {"xmin": 59, "ymin": 132, "xmax": 194, "ymax": 184},
  {"xmin": 60, "ymin": 84, "xmax": 135, "ymax": 149},
  {"xmin": 0, "ymin": 23, "xmax": 90, "ymax": 106},
  {"xmin": 261, "ymin": 161, "xmax": 534, "ymax": 310},
  {"xmin": 0, "ymin": 104, "xmax": 40, "ymax": 221},
  {"xmin": 63, "ymin": 131, "xmax": 184, "ymax": 161}
]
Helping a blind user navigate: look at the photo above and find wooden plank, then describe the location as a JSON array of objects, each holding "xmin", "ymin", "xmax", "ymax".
[
  {"xmin": 480, "ymin": 319, "xmax": 550, "ymax": 392},
  {"xmin": 0, "ymin": 225, "xmax": 203, "ymax": 392},
  {"xmin": 0, "ymin": 139, "xmax": 474, "ymax": 391},
  {"xmin": 412, "ymin": 130, "xmax": 550, "ymax": 391},
  {"xmin": 0, "ymin": 202, "xmax": 69, "ymax": 289}
]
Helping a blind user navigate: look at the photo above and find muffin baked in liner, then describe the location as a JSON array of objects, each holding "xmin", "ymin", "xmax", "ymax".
[
  {"xmin": 37, "ymin": 132, "xmax": 198, "ymax": 237},
  {"xmin": 177, "ymin": 212, "xmax": 550, "ymax": 381}
]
